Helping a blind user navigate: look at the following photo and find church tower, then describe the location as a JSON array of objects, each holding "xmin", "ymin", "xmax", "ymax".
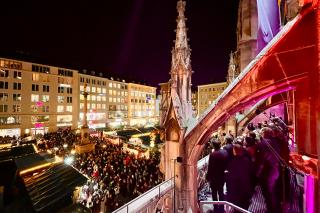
[
  {"xmin": 160, "ymin": 0, "xmax": 193, "ymax": 211},
  {"xmin": 170, "ymin": 0, "xmax": 193, "ymax": 119},
  {"xmin": 236, "ymin": 0, "xmax": 258, "ymax": 72}
]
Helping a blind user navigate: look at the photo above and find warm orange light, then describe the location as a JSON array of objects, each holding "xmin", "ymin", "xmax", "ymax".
[{"xmin": 20, "ymin": 162, "xmax": 53, "ymax": 175}]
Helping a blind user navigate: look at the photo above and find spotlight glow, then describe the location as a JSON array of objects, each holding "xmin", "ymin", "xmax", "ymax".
[{"xmin": 64, "ymin": 156, "xmax": 74, "ymax": 165}]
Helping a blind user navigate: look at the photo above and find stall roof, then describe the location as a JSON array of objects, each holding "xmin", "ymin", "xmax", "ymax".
[{"xmin": 23, "ymin": 163, "xmax": 87, "ymax": 212}]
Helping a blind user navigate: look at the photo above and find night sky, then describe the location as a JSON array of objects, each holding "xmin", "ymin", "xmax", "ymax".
[{"xmin": 0, "ymin": 0, "xmax": 239, "ymax": 88}]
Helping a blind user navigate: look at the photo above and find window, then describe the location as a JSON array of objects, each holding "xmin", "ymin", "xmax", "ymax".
[
  {"xmin": 14, "ymin": 71, "xmax": 22, "ymax": 79},
  {"xmin": 97, "ymin": 104, "xmax": 101, "ymax": 109},
  {"xmin": 109, "ymin": 82, "xmax": 112, "ymax": 88},
  {"xmin": 0, "ymin": 93, "xmax": 8, "ymax": 101},
  {"xmin": 13, "ymin": 94, "xmax": 21, "ymax": 102},
  {"xmin": 0, "ymin": 70, "xmax": 9, "ymax": 77},
  {"xmin": 86, "ymin": 78, "xmax": 90, "ymax": 83},
  {"xmin": 57, "ymin": 105, "xmax": 64, "ymax": 112},
  {"xmin": 57, "ymin": 96, "xmax": 64, "ymax": 103},
  {"xmin": 91, "ymin": 103, "xmax": 96, "ymax": 109},
  {"xmin": 102, "ymin": 81, "xmax": 106, "ymax": 86},
  {"xmin": 80, "ymin": 77, "xmax": 85, "ymax": 83},
  {"xmin": 31, "ymin": 94, "xmax": 39, "ymax": 102},
  {"xmin": 32, "ymin": 73, "xmax": 40, "ymax": 81},
  {"xmin": 58, "ymin": 86, "xmax": 64, "ymax": 93},
  {"xmin": 0, "ymin": 116, "xmax": 21, "ymax": 125},
  {"xmin": 0, "ymin": 81, "xmax": 8, "ymax": 89},
  {"xmin": 92, "ymin": 87, "xmax": 96, "ymax": 92},
  {"xmin": 67, "ymin": 88, "xmax": 72, "ymax": 94},
  {"xmin": 109, "ymin": 97, "xmax": 112, "ymax": 102},
  {"xmin": 102, "ymin": 104, "xmax": 106, "ymax": 109},
  {"xmin": 32, "ymin": 84, "xmax": 39, "ymax": 91},
  {"xmin": 80, "ymin": 103, "xmax": 84, "ymax": 109},
  {"xmin": 42, "ymin": 75, "xmax": 49, "ymax": 82},
  {"xmin": 0, "ymin": 104, "xmax": 8, "ymax": 112},
  {"xmin": 43, "ymin": 85, "xmax": 50, "ymax": 92},
  {"xmin": 102, "ymin": 96, "xmax": 106, "ymax": 102},
  {"xmin": 91, "ymin": 95, "xmax": 96, "ymax": 101},
  {"xmin": 32, "ymin": 64, "xmax": 50, "ymax": 73},
  {"xmin": 31, "ymin": 105, "xmax": 38, "ymax": 112},
  {"xmin": 66, "ymin": 106, "xmax": 72, "ymax": 112},
  {"xmin": 102, "ymin": 88, "xmax": 106, "ymax": 93},
  {"xmin": 67, "ymin": 97, "xmax": 72, "ymax": 103},
  {"xmin": 12, "ymin": 104, "xmax": 21, "ymax": 112},
  {"xmin": 97, "ymin": 96, "xmax": 101, "ymax": 102},
  {"xmin": 97, "ymin": 87, "xmax": 101, "ymax": 93},
  {"xmin": 80, "ymin": 85, "xmax": 84, "ymax": 91},
  {"xmin": 92, "ymin": 79, "xmax": 96, "ymax": 84},
  {"xmin": 42, "ymin": 106, "xmax": 49, "ymax": 112},
  {"xmin": 58, "ymin": 69, "xmax": 73, "ymax": 77},
  {"xmin": 42, "ymin": 95, "xmax": 49, "ymax": 102},
  {"xmin": 13, "ymin": 82, "xmax": 21, "ymax": 90}
]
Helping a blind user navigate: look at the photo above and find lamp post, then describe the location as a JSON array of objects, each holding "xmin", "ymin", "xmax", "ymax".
[{"xmin": 171, "ymin": 157, "xmax": 182, "ymax": 213}]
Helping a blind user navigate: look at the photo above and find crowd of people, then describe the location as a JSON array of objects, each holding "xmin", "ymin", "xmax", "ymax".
[
  {"xmin": 206, "ymin": 116, "xmax": 296, "ymax": 213},
  {"xmin": 33, "ymin": 128, "xmax": 164, "ymax": 212},
  {"xmin": 73, "ymin": 143, "xmax": 164, "ymax": 212}
]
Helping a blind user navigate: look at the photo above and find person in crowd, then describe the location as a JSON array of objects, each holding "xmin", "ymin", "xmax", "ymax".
[
  {"xmin": 206, "ymin": 139, "xmax": 228, "ymax": 213},
  {"xmin": 226, "ymin": 142, "xmax": 254, "ymax": 212},
  {"xmin": 256, "ymin": 127, "xmax": 282, "ymax": 213},
  {"xmin": 223, "ymin": 136, "xmax": 234, "ymax": 163}
]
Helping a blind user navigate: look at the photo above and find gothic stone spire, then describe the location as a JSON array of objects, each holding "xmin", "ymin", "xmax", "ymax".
[{"xmin": 170, "ymin": 0, "xmax": 193, "ymax": 122}]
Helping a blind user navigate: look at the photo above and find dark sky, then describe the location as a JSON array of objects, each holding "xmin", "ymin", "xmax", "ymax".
[{"xmin": 0, "ymin": 0, "xmax": 239, "ymax": 88}]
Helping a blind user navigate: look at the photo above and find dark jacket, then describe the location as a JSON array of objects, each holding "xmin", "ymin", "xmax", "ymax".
[
  {"xmin": 226, "ymin": 154, "xmax": 254, "ymax": 204},
  {"xmin": 206, "ymin": 149, "xmax": 228, "ymax": 186}
]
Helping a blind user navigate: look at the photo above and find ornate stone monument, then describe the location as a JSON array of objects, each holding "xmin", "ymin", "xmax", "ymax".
[{"xmin": 75, "ymin": 83, "xmax": 95, "ymax": 153}]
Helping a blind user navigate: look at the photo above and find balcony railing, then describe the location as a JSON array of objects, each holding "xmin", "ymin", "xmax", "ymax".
[
  {"xmin": 199, "ymin": 201, "xmax": 252, "ymax": 213},
  {"xmin": 112, "ymin": 177, "xmax": 174, "ymax": 213}
]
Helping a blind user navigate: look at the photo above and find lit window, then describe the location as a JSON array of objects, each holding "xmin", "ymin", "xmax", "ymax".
[
  {"xmin": 109, "ymin": 82, "xmax": 112, "ymax": 88},
  {"xmin": 97, "ymin": 87, "xmax": 101, "ymax": 93},
  {"xmin": 31, "ymin": 94, "xmax": 39, "ymax": 102},
  {"xmin": 92, "ymin": 103, "xmax": 96, "ymax": 109},
  {"xmin": 42, "ymin": 95, "xmax": 49, "ymax": 102},
  {"xmin": 91, "ymin": 95, "xmax": 96, "ymax": 101},
  {"xmin": 102, "ymin": 88, "xmax": 106, "ymax": 93},
  {"xmin": 102, "ymin": 104, "xmax": 106, "ymax": 109},
  {"xmin": 92, "ymin": 87, "xmax": 96, "ymax": 92},
  {"xmin": 109, "ymin": 97, "xmax": 112, "ymax": 102},
  {"xmin": 102, "ymin": 96, "xmax": 106, "ymax": 102},
  {"xmin": 57, "ymin": 96, "xmax": 64, "ymax": 103},
  {"xmin": 32, "ymin": 73, "xmax": 39, "ymax": 81},
  {"xmin": 66, "ymin": 106, "xmax": 72, "ymax": 112},
  {"xmin": 57, "ymin": 105, "xmax": 64, "ymax": 112}
]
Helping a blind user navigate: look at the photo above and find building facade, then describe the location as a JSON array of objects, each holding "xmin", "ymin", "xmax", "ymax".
[
  {"xmin": 0, "ymin": 57, "xmax": 157, "ymax": 137},
  {"xmin": 127, "ymin": 83, "xmax": 157, "ymax": 126},
  {"xmin": 0, "ymin": 57, "xmax": 79, "ymax": 137},
  {"xmin": 197, "ymin": 82, "xmax": 227, "ymax": 116}
]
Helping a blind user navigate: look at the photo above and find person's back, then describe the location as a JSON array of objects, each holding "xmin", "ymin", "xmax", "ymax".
[
  {"xmin": 207, "ymin": 148, "xmax": 228, "ymax": 185},
  {"xmin": 206, "ymin": 139, "xmax": 228, "ymax": 213},
  {"xmin": 226, "ymin": 143, "xmax": 254, "ymax": 211}
]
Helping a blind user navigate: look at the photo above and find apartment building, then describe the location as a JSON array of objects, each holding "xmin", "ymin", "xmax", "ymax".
[
  {"xmin": 106, "ymin": 78, "xmax": 129, "ymax": 127},
  {"xmin": 127, "ymin": 83, "xmax": 157, "ymax": 126},
  {"xmin": 0, "ymin": 57, "xmax": 79, "ymax": 137},
  {"xmin": 0, "ymin": 57, "xmax": 157, "ymax": 137},
  {"xmin": 197, "ymin": 82, "xmax": 227, "ymax": 116},
  {"xmin": 79, "ymin": 72, "xmax": 108, "ymax": 129}
]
